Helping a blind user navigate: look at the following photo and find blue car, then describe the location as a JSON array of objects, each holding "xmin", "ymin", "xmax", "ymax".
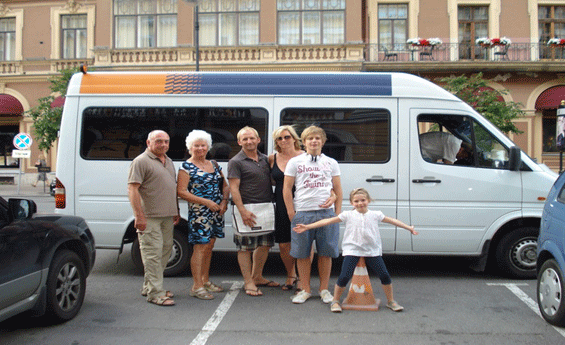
[
  {"xmin": 0, "ymin": 197, "xmax": 95, "ymax": 323},
  {"xmin": 537, "ymin": 172, "xmax": 565, "ymax": 326}
]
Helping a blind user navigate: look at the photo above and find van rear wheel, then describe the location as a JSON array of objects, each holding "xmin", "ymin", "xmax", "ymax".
[
  {"xmin": 495, "ymin": 227, "xmax": 538, "ymax": 279},
  {"xmin": 131, "ymin": 228, "xmax": 192, "ymax": 277}
]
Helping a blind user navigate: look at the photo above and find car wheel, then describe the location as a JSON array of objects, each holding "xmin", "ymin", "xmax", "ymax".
[
  {"xmin": 495, "ymin": 227, "xmax": 538, "ymax": 279},
  {"xmin": 131, "ymin": 228, "xmax": 192, "ymax": 277},
  {"xmin": 46, "ymin": 250, "xmax": 86, "ymax": 322},
  {"xmin": 538, "ymin": 259, "xmax": 565, "ymax": 326}
]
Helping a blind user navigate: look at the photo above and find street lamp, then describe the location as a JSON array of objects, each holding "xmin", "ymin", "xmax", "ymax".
[{"xmin": 183, "ymin": 0, "xmax": 200, "ymax": 71}]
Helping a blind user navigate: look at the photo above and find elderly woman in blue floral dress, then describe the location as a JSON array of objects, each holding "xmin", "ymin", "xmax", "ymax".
[{"xmin": 178, "ymin": 130, "xmax": 229, "ymax": 300}]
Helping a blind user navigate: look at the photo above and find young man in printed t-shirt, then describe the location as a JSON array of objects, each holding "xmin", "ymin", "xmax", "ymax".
[{"xmin": 283, "ymin": 125, "xmax": 343, "ymax": 304}]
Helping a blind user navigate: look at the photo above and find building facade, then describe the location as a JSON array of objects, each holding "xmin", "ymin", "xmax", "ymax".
[{"xmin": 1, "ymin": 0, "xmax": 564, "ymax": 183}]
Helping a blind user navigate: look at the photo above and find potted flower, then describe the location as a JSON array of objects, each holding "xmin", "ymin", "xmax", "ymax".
[
  {"xmin": 492, "ymin": 37, "xmax": 511, "ymax": 46},
  {"xmin": 548, "ymin": 38, "xmax": 565, "ymax": 46},
  {"xmin": 476, "ymin": 37, "xmax": 492, "ymax": 47}
]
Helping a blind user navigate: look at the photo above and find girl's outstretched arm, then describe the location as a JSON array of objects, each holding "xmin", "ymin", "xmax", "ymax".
[
  {"xmin": 293, "ymin": 216, "xmax": 342, "ymax": 233},
  {"xmin": 382, "ymin": 216, "xmax": 419, "ymax": 235}
]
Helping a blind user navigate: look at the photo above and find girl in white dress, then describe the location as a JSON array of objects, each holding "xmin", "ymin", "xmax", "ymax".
[{"xmin": 293, "ymin": 188, "xmax": 418, "ymax": 313}]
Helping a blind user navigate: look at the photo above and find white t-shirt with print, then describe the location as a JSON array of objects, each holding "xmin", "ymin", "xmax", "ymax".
[
  {"xmin": 284, "ymin": 153, "xmax": 340, "ymax": 212},
  {"xmin": 338, "ymin": 209, "xmax": 385, "ymax": 257}
]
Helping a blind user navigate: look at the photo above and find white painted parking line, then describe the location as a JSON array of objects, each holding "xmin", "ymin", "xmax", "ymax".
[
  {"xmin": 487, "ymin": 282, "xmax": 565, "ymax": 338},
  {"xmin": 190, "ymin": 280, "xmax": 244, "ymax": 345}
]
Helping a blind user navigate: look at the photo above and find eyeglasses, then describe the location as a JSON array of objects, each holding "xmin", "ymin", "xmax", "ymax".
[{"xmin": 276, "ymin": 135, "xmax": 292, "ymax": 141}]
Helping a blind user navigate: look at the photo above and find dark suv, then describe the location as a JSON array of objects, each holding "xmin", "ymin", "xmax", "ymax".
[{"xmin": 0, "ymin": 196, "xmax": 95, "ymax": 323}]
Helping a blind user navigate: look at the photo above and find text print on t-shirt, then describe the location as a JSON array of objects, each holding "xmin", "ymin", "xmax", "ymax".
[{"xmin": 297, "ymin": 163, "xmax": 333, "ymax": 189}]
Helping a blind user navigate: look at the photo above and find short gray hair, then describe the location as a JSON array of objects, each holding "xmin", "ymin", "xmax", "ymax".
[{"xmin": 185, "ymin": 130, "xmax": 213, "ymax": 155}]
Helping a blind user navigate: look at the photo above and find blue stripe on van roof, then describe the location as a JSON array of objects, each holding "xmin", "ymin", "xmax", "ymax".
[{"xmin": 165, "ymin": 73, "xmax": 392, "ymax": 96}]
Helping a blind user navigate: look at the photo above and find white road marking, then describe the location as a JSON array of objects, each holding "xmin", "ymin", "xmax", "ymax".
[
  {"xmin": 190, "ymin": 280, "xmax": 244, "ymax": 345},
  {"xmin": 487, "ymin": 282, "xmax": 565, "ymax": 337}
]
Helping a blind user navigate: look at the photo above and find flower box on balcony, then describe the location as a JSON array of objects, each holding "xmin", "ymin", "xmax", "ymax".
[
  {"xmin": 476, "ymin": 37, "xmax": 511, "ymax": 47},
  {"xmin": 407, "ymin": 37, "xmax": 442, "ymax": 47},
  {"xmin": 548, "ymin": 38, "xmax": 565, "ymax": 47}
]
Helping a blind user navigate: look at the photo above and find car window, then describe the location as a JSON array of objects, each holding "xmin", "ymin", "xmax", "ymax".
[
  {"xmin": 557, "ymin": 183, "xmax": 565, "ymax": 204},
  {"xmin": 281, "ymin": 108, "xmax": 390, "ymax": 163},
  {"xmin": 80, "ymin": 106, "xmax": 269, "ymax": 161},
  {"xmin": 417, "ymin": 114, "xmax": 511, "ymax": 169}
]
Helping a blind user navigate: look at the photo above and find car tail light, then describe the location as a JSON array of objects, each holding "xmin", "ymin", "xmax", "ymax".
[{"xmin": 54, "ymin": 178, "xmax": 66, "ymax": 209}]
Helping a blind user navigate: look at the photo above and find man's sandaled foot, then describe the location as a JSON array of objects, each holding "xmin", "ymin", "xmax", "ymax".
[
  {"xmin": 255, "ymin": 280, "xmax": 280, "ymax": 287},
  {"xmin": 148, "ymin": 296, "xmax": 175, "ymax": 306},
  {"xmin": 244, "ymin": 288, "xmax": 263, "ymax": 296},
  {"xmin": 142, "ymin": 290, "xmax": 174, "ymax": 298}
]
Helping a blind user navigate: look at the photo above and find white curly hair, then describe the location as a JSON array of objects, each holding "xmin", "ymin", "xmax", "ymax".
[{"xmin": 185, "ymin": 130, "xmax": 213, "ymax": 155}]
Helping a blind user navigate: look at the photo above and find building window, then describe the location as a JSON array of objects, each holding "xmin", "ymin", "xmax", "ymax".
[
  {"xmin": 277, "ymin": 0, "xmax": 345, "ymax": 45},
  {"xmin": 458, "ymin": 6, "xmax": 488, "ymax": 60},
  {"xmin": 114, "ymin": 0, "xmax": 177, "ymax": 49},
  {"xmin": 378, "ymin": 4, "xmax": 407, "ymax": 51},
  {"xmin": 62, "ymin": 15, "xmax": 87, "ymax": 59},
  {"xmin": 199, "ymin": 0, "xmax": 260, "ymax": 46},
  {"xmin": 539, "ymin": 5, "xmax": 565, "ymax": 59},
  {"xmin": 0, "ymin": 18, "xmax": 15, "ymax": 61}
]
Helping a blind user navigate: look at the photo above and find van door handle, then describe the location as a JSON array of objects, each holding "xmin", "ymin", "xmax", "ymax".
[
  {"xmin": 412, "ymin": 179, "xmax": 442, "ymax": 183},
  {"xmin": 366, "ymin": 178, "xmax": 395, "ymax": 183}
]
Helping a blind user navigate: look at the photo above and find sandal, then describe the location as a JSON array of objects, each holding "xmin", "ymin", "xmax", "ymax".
[
  {"xmin": 148, "ymin": 295, "xmax": 175, "ymax": 306},
  {"xmin": 204, "ymin": 281, "xmax": 224, "ymax": 293},
  {"xmin": 256, "ymin": 280, "xmax": 281, "ymax": 287},
  {"xmin": 142, "ymin": 290, "xmax": 174, "ymax": 298},
  {"xmin": 190, "ymin": 287, "xmax": 214, "ymax": 300},
  {"xmin": 281, "ymin": 277, "xmax": 298, "ymax": 291}
]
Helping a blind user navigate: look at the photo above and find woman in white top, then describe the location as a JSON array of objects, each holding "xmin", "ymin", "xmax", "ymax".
[{"xmin": 294, "ymin": 188, "xmax": 418, "ymax": 313}]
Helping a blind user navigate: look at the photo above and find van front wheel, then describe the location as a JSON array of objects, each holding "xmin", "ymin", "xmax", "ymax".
[
  {"xmin": 495, "ymin": 227, "xmax": 538, "ymax": 279},
  {"xmin": 131, "ymin": 228, "xmax": 192, "ymax": 277}
]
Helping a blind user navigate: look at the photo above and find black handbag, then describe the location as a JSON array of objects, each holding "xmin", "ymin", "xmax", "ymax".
[{"xmin": 212, "ymin": 160, "xmax": 224, "ymax": 194}]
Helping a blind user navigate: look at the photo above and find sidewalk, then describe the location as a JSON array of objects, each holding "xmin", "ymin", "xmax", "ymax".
[{"xmin": 2, "ymin": 182, "xmax": 53, "ymax": 198}]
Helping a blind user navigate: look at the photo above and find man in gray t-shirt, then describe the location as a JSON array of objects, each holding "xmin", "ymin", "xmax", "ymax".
[{"xmin": 228, "ymin": 126, "xmax": 279, "ymax": 296}]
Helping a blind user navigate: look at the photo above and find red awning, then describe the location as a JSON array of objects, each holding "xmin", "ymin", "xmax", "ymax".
[
  {"xmin": 536, "ymin": 86, "xmax": 565, "ymax": 110},
  {"xmin": 51, "ymin": 96, "xmax": 65, "ymax": 108},
  {"xmin": 0, "ymin": 94, "xmax": 24, "ymax": 115}
]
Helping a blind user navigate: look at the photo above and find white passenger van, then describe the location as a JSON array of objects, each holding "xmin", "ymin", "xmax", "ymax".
[{"xmin": 55, "ymin": 70, "xmax": 557, "ymax": 278}]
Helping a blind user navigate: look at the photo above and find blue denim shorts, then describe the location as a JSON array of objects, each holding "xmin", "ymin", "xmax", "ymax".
[{"xmin": 290, "ymin": 209, "xmax": 339, "ymax": 259}]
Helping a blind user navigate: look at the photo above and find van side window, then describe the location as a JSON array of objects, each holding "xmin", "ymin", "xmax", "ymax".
[
  {"xmin": 80, "ymin": 107, "xmax": 268, "ymax": 161},
  {"xmin": 281, "ymin": 108, "xmax": 390, "ymax": 163},
  {"xmin": 418, "ymin": 114, "xmax": 511, "ymax": 169},
  {"xmin": 558, "ymin": 184, "xmax": 565, "ymax": 204}
]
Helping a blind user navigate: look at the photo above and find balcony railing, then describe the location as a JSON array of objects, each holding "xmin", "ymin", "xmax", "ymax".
[
  {"xmin": 92, "ymin": 44, "xmax": 366, "ymax": 67},
  {"xmin": 365, "ymin": 43, "xmax": 565, "ymax": 62},
  {"xmin": 2, "ymin": 43, "xmax": 565, "ymax": 76}
]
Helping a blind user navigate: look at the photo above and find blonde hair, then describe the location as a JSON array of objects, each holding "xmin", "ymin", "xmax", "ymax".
[
  {"xmin": 272, "ymin": 125, "xmax": 301, "ymax": 152},
  {"xmin": 237, "ymin": 126, "xmax": 259, "ymax": 141},
  {"xmin": 349, "ymin": 188, "xmax": 372, "ymax": 203},
  {"xmin": 300, "ymin": 125, "xmax": 326, "ymax": 143}
]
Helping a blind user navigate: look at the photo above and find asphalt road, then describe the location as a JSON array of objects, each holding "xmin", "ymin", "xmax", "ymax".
[{"xmin": 2, "ymin": 190, "xmax": 565, "ymax": 344}]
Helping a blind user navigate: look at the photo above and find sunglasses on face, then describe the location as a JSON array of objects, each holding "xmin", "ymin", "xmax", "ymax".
[{"xmin": 276, "ymin": 135, "xmax": 292, "ymax": 141}]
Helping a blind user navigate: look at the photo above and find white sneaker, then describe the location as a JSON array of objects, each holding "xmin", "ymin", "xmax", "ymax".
[
  {"xmin": 319, "ymin": 289, "xmax": 333, "ymax": 304},
  {"xmin": 292, "ymin": 290, "xmax": 312, "ymax": 304}
]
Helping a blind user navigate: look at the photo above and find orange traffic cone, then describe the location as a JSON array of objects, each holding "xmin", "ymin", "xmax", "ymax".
[{"xmin": 341, "ymin": 257, "xmax": 380, "ymax": 311}]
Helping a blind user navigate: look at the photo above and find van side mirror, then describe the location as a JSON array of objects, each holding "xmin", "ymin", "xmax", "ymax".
[
  {"xmin": 8, "ymin": 199, "xmax": 37, "ymax": 222},
  {"xmin": 508, "ymin": 146, "xmax": 522, "ymax": 171}
]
